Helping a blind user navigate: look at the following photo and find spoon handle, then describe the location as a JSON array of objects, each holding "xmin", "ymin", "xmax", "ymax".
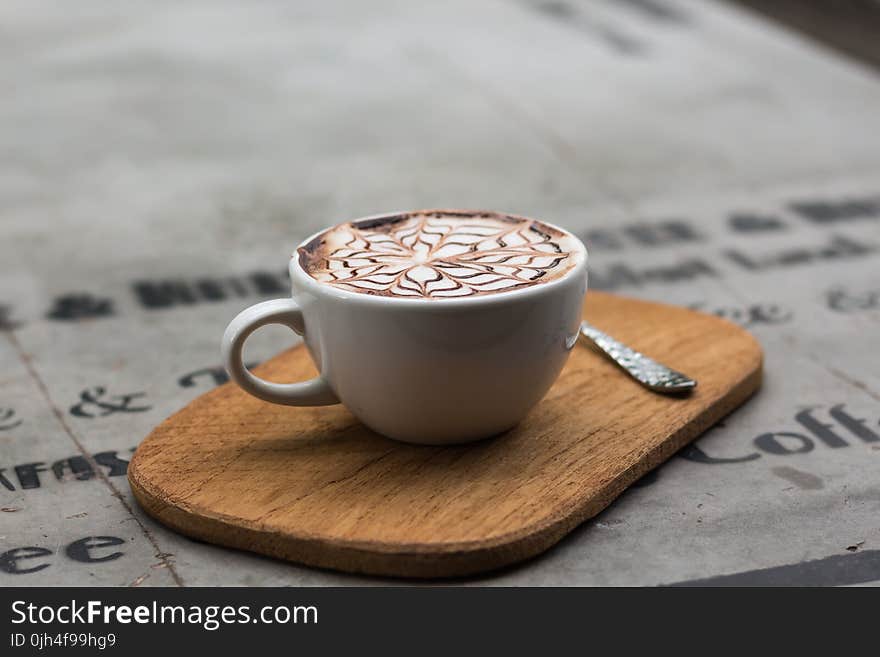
[{"xmin": 579, "ymin": 321, "xmax": 697, "ymax": 394}]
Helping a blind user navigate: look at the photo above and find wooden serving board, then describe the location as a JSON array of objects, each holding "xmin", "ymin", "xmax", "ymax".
[{"xmin": 129, "ymin": 291, "xmax": 762, "ymax": 578}]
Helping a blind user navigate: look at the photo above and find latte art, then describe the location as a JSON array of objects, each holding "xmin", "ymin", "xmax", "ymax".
[{"xmin": 298, "ymin": 211, "xmax": 581, "ymax": 299}]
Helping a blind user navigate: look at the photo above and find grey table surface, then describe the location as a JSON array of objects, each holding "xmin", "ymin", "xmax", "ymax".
[{"xmin": 1, "ymin": 0, "xmax": 878, "ymax": 586}]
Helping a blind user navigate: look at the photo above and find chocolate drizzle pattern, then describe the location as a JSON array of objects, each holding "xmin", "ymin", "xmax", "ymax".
[{"xmin": 299, "ymin": 211, "xmax": 578, "ymax": 299}]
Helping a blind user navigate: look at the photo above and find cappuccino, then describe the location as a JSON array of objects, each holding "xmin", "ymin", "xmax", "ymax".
[{"xmin": 298, "ymin": 210, "xmax": 582, "ymax": 299}]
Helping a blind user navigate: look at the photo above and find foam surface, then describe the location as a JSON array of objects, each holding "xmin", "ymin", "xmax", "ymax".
[{"xmin": 299, "ymin": 211, "xmax": 582, "ymax": 299}]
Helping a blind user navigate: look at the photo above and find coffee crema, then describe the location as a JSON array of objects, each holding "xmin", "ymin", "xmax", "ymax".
[{"xmin": 298, "ymin": 210, "xmax": 581, "ymax": 299}]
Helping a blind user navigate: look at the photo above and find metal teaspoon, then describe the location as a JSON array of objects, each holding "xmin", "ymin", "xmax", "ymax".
[{"xmin": 578, "ymin": 321, "xmax": 697, "ymax": 394}]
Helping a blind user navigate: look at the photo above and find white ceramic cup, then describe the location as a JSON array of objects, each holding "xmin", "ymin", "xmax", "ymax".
[{"xmin": 222, "ymin": 211, "xmax": 588, "ymax": 445}]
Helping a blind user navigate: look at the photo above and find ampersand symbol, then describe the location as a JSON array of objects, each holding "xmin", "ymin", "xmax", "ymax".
[
  {"xmin": 748, "ymin": 304, "xmax": 792, "ymax": 325},
  {"xmin": 0, "ymin": 408, "xmax": 22, "ymax": 430},
  {"xmin": 70, "ymin": 387, "xmax": 151, "ymax": 418}
]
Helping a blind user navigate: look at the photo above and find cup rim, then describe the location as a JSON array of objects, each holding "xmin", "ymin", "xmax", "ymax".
[{"xmin": 289, "ymin": 209, "xmax": 588, "ymax": 309}]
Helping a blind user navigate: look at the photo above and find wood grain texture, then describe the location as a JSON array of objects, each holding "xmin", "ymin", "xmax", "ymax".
[{"xmin": 129, "ymin": 291, "xmax": 763, "ymax": 578}]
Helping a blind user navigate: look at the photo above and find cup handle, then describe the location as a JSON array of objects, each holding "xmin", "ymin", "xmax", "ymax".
[{"xmin": 221, "ymin": 298, "xmax": 339, "ymax": 406}]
